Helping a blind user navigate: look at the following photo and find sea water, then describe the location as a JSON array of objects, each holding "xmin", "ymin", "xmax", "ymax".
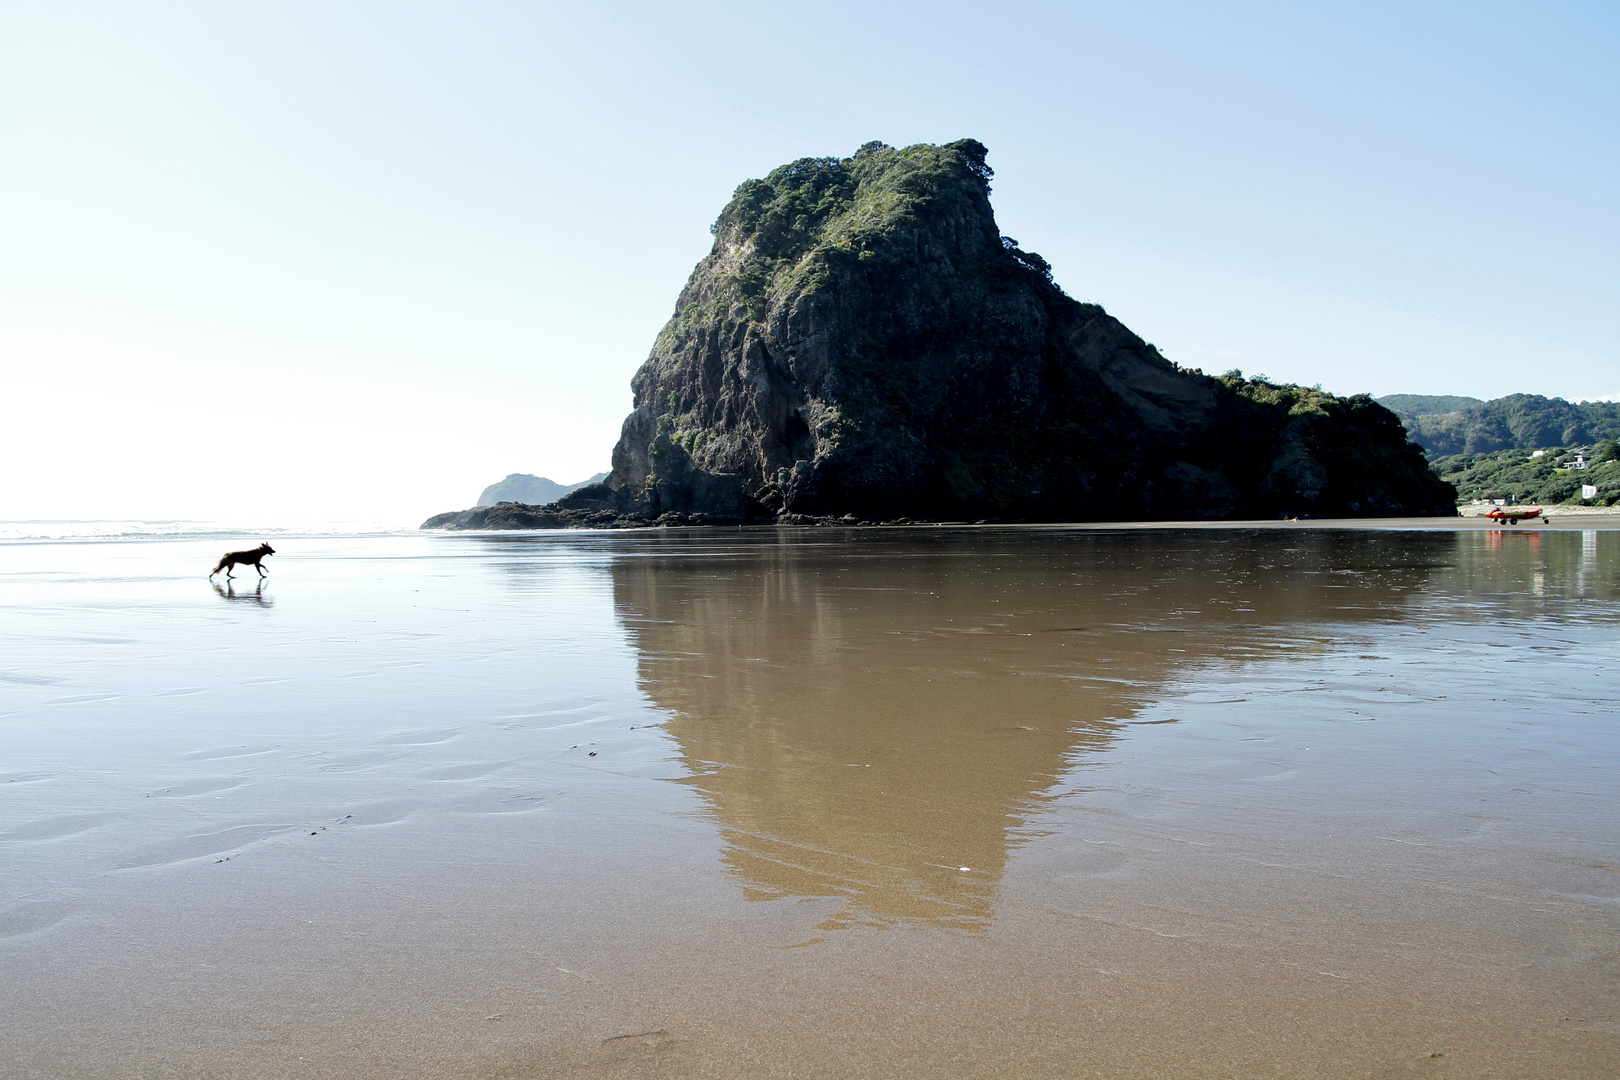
[{"xmin": 1, "ymin": 525, "xmax": 1616, "ymax": 1077}]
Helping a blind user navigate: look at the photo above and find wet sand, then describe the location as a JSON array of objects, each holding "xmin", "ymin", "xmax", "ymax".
[
  {"xmin": 2, "ymin": 524, "xmax": 1617, "ymax": 1077},
  {"xmin": 1020, "ymin": 512, "xmax": 1620, "ymax": 531}
]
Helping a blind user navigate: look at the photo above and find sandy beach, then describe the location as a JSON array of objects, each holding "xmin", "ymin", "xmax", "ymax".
[{"xmin": 2, "ymin": 523, "xmax": 1616, "ymax": 1077}]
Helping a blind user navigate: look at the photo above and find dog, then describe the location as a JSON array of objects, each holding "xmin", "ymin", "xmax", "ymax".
[{"xmin": 210, "ymin": 543, "xmax": 275, "ymax": 579}]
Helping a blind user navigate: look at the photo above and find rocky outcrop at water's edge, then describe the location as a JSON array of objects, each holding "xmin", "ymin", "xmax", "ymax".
[{"xmin": 423, "ymin": 139, "xmax": 1455, "ymax": 530}]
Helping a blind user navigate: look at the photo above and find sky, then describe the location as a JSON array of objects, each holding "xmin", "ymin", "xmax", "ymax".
[{"xmin": 1, "ymin": 1, "xmax": 1616, "ymax": 525}]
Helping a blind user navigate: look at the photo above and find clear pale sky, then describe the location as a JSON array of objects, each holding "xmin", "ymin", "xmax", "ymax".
[{"xmin": 2, "ymin": 1, "xmax": 1616, "ymax": 525}]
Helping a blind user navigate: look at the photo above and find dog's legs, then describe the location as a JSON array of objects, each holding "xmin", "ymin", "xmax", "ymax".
[
  {"xmin": 226, "ymin": 565, "xmax": 235, "ymax": 579},
  {"xmin": 256, "ymin": 563, "xmax": 268, "ymax": 578}
]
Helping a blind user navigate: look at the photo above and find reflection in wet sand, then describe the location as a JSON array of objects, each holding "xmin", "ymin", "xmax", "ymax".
[
  {"xmin": 613, "ymin": 528, "xmax": 1455, "ymax": 930},
  {"xmin": 4, "ymin": 527, "xmax": 1617, "ymax": 1078},
  {"xmin": 212, "ymin": 579, "xmax": 273, "ymax": 607}
]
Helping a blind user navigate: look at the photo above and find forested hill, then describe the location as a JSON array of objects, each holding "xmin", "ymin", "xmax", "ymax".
[
  {"xmin": 1379, "ymin": 393, "xmax": 1620, "ymax": 456},
  {"xmin": 1378, "ymin": 394, "xmax": 1483, "ymax": 416}
]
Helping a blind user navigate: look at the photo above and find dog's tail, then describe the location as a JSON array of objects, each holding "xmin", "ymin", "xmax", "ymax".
[{"xmin": 209, "ymin": 557, "xmax": 227, "ymax": 576}]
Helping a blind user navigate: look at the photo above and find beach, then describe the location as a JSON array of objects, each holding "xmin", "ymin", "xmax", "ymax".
[{"xmin": 2, "ymin": 523, "xmax": 1617, "ymax": 1077}]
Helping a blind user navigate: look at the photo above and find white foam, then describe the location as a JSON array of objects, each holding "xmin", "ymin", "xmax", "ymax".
[{"xmin": 0, "ymin": 519, "xmax": 413, "ymax": 542}]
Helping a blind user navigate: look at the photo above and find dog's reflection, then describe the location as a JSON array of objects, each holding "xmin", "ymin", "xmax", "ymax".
[{"xmin": 212, "ymin": 580, "xmax": 274, "ymax": 608}]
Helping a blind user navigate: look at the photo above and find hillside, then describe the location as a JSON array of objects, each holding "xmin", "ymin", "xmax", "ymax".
[
  {"xmin": 1378, "ymin": 395, "xmax": 1484, "ymax": 417},
  {"xmin": 1430, "ymin": 441, "xmax": 1619, "ymax": 506},
  {"xmin": 1379, "ymin": 393, "xmax": 1620, "ymax": 456}
]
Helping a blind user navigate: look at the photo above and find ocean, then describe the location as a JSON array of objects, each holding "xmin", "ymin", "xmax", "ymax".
[{"xmin": 2, "ymin": 523, "xmax": 1616, "ymax": 1077}]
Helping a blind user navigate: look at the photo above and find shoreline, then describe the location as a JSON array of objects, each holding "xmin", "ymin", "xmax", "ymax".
[
  {"xmin": 425, "ymin": 511, "xmax": 1620, "ymax": 534},
  {"xmin": 2, "ymin": 530, "xmax": 1614, "ymax": 1079}
]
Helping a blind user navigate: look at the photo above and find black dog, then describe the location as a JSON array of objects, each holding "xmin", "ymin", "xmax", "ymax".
[{"xmin": 209, "ymin": 543, "xmax": 275, "ymax": 579}]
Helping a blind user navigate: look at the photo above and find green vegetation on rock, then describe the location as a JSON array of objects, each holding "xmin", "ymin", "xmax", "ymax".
[
  {"xmin": 424, "ymin": 140, "xmax": 1458, "ymax": 529},
  {"xmin": 592, "ymin": 140, "xmax": 1458, "ymax": 523}
]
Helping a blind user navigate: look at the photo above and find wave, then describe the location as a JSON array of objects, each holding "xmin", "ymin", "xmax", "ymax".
[{"xmin": 0, "ymin": 519, "xmax": 416, "ymax": 542}]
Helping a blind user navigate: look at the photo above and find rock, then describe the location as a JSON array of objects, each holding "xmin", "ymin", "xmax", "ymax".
[
  {"xmin": 476, "ymin": 472, "xmax": 608, "ymax": 508},
  {"xmin": 419, "ymin": 500, "xmax": 645, "ymax": 531},
  {"xmin": 424, "ymin": 139, "xmax": 1454, "ymax": 530}
]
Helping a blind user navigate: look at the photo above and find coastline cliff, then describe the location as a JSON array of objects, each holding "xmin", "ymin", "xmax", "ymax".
[{"xmin": 424, "ymin": 140, "xmax": 1454, "ymax": 530}]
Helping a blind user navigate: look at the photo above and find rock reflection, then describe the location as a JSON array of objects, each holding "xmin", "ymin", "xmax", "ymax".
[{"xmin": 611, "ymin": 528, "xmax": 1455, "ymax": 931}]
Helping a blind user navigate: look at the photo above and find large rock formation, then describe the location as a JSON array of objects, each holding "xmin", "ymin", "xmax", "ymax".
[{"xmin": 426, "ymin": 140, "xmax": 1454, "ymax": 529}]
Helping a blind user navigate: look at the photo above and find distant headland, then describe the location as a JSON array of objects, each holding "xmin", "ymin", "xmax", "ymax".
[
  {"xmin": 425, "ymin": 139, "xmax": 1455, "ymax": 530},
  {"xmin": 476, "ymin": 473, "xmax": 607, "ymax": 508}
]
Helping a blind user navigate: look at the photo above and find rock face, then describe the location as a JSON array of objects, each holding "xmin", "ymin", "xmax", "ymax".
[
  {"xmin": 477, "ymin": 472, "xmax": 608, "ymax": 507},
  {"xmin": 425, "ymin": 140, "xmax": 1454, "ymax": 529}
]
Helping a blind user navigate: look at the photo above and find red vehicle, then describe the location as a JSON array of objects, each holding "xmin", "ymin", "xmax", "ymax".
[{"xmin": 1485, "ymin": 506, "xmax": 1549, "ymax": 525}]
